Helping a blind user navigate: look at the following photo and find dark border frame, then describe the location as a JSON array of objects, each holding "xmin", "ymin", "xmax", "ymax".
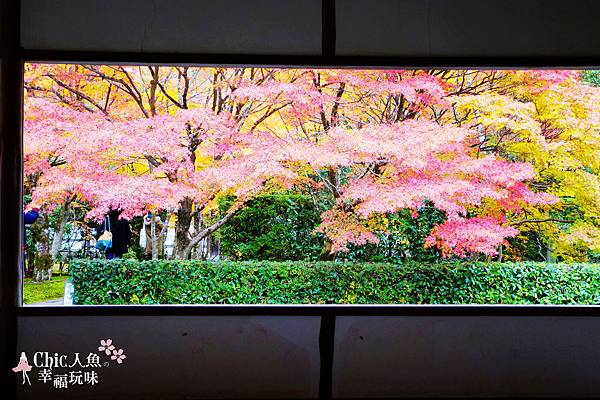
[
  {"xmin": 20, "ymin": 51, "xmax": 600, "ymax": 69},
  {"xmin": 17, "ymin": 305, "xmax": 600, "ymax": 317},
  {"xmin": 5, "ymin": 0, "xmax": 600, "ymax": 399}
]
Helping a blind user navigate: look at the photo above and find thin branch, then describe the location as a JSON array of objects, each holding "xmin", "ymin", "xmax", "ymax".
[
  {"xmin": 513, "ymin": 218, "xmax": 574, "ymax": 226},
  {"xmin": 46, "ymin": 76, "xmax": 109, "ymax": 115}
]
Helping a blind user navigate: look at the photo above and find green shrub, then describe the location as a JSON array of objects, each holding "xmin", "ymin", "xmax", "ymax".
[
  {"xmin": 70, "ymin": 259, "xmax": 600, "ymax": 305},
  {"xmin": 219, "ymin": 195, "xmax": 449, "ymax": 262},
  {"xmin": 340, "ymin": 201, "xmax": 446, "ymax": 263},
  {"xmin": 582, "ymin": 70, "xmax": 600, "ymax": 87},
  {"xmin": 219, "ymin": 194, "xmax": 323, "ymax": 261}
]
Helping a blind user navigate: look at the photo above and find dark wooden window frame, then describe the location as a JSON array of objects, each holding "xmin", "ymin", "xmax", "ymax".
[{"xmin": 4, "ymin": 1, "xmax": 600, "ymax": 398}]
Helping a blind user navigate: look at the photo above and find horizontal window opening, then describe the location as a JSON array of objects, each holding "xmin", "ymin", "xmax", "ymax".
[{"xmin": 22, "ymin": 64, "xmax": 600, "ymax": 305}]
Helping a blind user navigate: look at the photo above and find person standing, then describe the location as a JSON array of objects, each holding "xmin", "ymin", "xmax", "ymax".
[
  {"xmin": 23, "ymin": 205, "xmax": 40, "ymax": 275},
  {"xmin": 96, "ymin": 209, "xmax": 131, "ymax": 259}
]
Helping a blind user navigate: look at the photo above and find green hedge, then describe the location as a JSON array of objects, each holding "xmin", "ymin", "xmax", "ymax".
[{"xmin": 70, "ymin": 259, "xmax": 600, "ymax": 305}]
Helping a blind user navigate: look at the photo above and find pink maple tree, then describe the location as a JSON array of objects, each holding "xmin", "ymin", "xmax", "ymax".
[
  {"xmin": 234, "ymin": 69, "xmax": 558, "ymax": 258},
  {"xmin": 24, "ymin": 67, "xmax": 568, "ymax": 261}
]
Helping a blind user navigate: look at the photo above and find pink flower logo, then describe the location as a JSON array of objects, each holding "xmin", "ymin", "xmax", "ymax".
[
  {"xmin": 111, "ymin": 348, "xmax": 126, "ymax": 364},
  {"xmin": 98, "ymin": 339, "xmax": 115, "ymax": 355}
]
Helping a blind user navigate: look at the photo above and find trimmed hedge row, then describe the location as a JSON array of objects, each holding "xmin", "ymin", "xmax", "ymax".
[{"xmin": 70, "ymin": 259, "xmax": 600, "ymax": 305}]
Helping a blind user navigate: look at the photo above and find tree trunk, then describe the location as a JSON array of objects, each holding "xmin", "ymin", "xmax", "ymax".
[
  {"xmin": 319, "ymin": 238, "xmax": 337, "ymax": 261},
  {"xmin": 174, "ymin": 197, "xmax": 193, "ymax": 259},
  {"xmin": 181, "ymin": 210, "xmax": 237, "ymax": 260},
  {"xmin": 193, "ymin": 213, "xmax": 203, "ymax": 259},
  {"xmin": 319, "ymin": 166, "xmax": 340, "ymax": 260},
  {"xmin": 26, "ymin": 249, "xmax": 35, "ymax": 278},
  {"xmin": 33, "ymin": 210, "xmax": 52, "ymax": 282},
  {"xmin": 546, "ymin": 240, "xmax": 556, "ymax": 263},
  {"xmin": 50, "ymin": 202, "xmax": 69, "ymax": 261},
  {"xmin": 151, "ymin": 214, "xmax": 158, "ymax": 260},
  {"xmin": 34, "ymin": 253, "xmax": 53, "ymax": 282}
]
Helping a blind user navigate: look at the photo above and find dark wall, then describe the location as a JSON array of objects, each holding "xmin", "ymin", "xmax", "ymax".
[
  {"xmin": 20, "ymin": 0, "xmax": 600, "ymax": 61},
  {"xmin": 17, "ymin": 316, "xmax": 321, "ymax": 399},
  {"xmin": 20, "ymin": 0, "xmax": 322, "ymax": 54},
  {"xmin": 333, "ymin": 316, "xmax": 600, "ymax": 397},
  {"xmin": 17, "ymin": 315, "xmax": 600, "ymax": 398},
  {"xmin": 336, "ymin": 0, "xmax": 600, "ymax": 57}
]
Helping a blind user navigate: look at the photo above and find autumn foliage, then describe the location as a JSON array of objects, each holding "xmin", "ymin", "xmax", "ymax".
[{"xmin": 23, "ymin": 66, "xmax": 600, "ymax": 262}]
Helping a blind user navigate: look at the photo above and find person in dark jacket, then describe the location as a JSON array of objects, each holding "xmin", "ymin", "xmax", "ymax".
[
  {"xmin": 96, "ymin": 209, "xmax": 131, "ymax": 259},
  {"xmin": 24, "ymin": 207, "xmax": 39, "ymax": 225},
  {"xmin": 23, "ymin": 206, "xmax": 40, "ymax": 274}
]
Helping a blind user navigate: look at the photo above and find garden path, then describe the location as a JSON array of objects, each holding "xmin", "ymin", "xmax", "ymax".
[{"xmin": 28, "ymin": 298, "xmax": 63, "ymax": 306}]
